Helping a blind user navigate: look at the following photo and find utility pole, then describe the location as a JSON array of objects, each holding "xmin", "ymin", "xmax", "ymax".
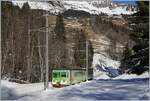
[
  {"xmin": 27, "ymin": 13, "xmax": 50, "ymax": 90},
  {"xmin": 45, "ymin": 13, "xmax": 49, "ymax": 90},
  {"xmin": 27, "ymin": 29, "xmax": 31, "ymax": 82},
  {"xmin": 28, "ymin": 13, "xmax": 50, "ymax": 90},
  {"xmin": 86, "ymin": 40, "xmax": 89, "ymax": 81}
]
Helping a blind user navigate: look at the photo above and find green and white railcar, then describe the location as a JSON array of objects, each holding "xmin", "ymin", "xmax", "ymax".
[
  {"xmin": 52, "ymin": 69, "xmax": 70, "ymax": 86},
  {"xmin": 52, "ymin": 68, "xmax": 93, "ymax": 87}
]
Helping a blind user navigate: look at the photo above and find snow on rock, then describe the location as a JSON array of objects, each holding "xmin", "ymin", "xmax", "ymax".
[
  {"xmin": 12, "ymin": 1, "xmax": 64, "ymax": 14},
  {"xmin": 92, "ymin": 53, "xmax": 149, "ymax": 80},
  {"xmin": 12, "ymin": 0, "xmax": 136, "ymax": 15},
  {"xmin": 63, "ymin": 1, "xmax": 136, "ymax": 15},
  {"xmin": 92, "ymin": 53, "xmax": 120, "ymax": 69},
  {"xmin": 113, "ymin": 72, "xmax": 149, "ymax": 80},
  {"xmin": 92, "ymin": 53, "xmax": 120, "ymax": 79}
]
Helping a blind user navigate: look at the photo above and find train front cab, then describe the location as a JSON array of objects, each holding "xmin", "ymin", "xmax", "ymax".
[{"xmin": 52, "ymin": 69, "xmax": 70, "ymax": 87}]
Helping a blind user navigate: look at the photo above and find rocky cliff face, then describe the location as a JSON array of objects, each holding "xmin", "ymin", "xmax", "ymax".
[
  {"xmin": 61, "ymin": 12, "xmax": 134, "ymax": 62},
  {"xmin": 89, "ymin": 15, "xmax": 134, "ymax": 61}
]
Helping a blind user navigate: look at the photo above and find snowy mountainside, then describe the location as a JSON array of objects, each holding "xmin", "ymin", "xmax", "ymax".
[
  {"xmin": 12, "ymin": 1, "xmax": 65, "ymax": 14},
  {"xmin": 12, "ymin": 0, "xmax": 136, "ymax": 15},
  {"xmin": 63, "ymin": 0, "xmax": 136, "ymax": 15}
]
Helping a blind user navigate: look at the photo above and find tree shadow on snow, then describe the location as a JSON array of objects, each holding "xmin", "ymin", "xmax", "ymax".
[
  {"xmin": 1, "ymin": 86, "xmax": 37, "ymax": 100},
  {"xmin": 58, "ymin": 87, "xmax": 149, "ymax": 100},
  {"xmin": 1, "ymin": 86, "xmax": 18, "ymax": 100},
  {"xmin": 58, "ymin": 78, "xmax": 149, "ymax": 100},
  {"xmin": 58, "ymin": 88, "xmax": 128, "ymax": 100}
]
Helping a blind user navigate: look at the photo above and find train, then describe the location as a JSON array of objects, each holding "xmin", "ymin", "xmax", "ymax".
[{"xmin": 51, "ymin": 68, "xmax": 93, "ymax": 87}]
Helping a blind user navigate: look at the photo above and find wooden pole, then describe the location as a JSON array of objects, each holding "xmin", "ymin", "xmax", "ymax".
[
  {"xmin": 45, "ymin": 13, "xmax": 49, "ymax": 90},
  {"xmin": 27, "ymin": 29, "xmax": 31, "ymax": 82},
  {"xmin": 86, "ymin": 40, "xmax": 89, "ymax": 81}
]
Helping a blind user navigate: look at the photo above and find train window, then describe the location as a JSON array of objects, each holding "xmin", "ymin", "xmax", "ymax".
[
  {"xmin": 61, "ymin": 72, "xmax": 66, "ymax": 77},
  {"xmin": 75, "ymin": 72, "xmax": 81, "ymax": 77},
  {"xmin": 53, "ymin": 72, "xmax": 58, "ymax": 78}
]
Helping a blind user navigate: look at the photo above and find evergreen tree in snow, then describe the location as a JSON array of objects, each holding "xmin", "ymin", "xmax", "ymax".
[{"xmin": 121, "ymin": 1, "xmax": 149, "ymax": 74}]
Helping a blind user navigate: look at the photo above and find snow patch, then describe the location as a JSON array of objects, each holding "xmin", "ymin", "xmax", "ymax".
[
  {"xmin": 1, "ymin": 80, "xmax": 48, "ymax": 98},
  {"xmin": 113, "ymin": 72, "xmax": 149, "ymax": 80},
  {"xmin": 92, "ymin": 53, "xmax": 120, "ymax": 69},
  {"xmin": 94, "ymin": 72, "xmax": 111, "ymax": 80},
  {"xmin": 92, "ymin": 53, "xmax": 121, "ymax": 79}
]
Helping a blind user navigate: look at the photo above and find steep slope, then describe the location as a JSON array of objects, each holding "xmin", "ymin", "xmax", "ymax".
[{"xmin": 82, "ymin": 15, "xmax": 135, "ymax": 78}]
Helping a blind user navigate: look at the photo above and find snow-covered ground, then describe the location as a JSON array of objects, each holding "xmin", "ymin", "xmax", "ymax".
[
  {"xmin": 95, "ymin": 71, "xmax": 149, "ymax": 80},
  {"xmin": 114, "ymin": 72, "xmax": 149, "ymax": 80},
  {"xmin": 1, "ymin": 76, "xmax": 149, "ymax": 100}
]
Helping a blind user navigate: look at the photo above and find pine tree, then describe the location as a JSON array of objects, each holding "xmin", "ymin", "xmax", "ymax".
[
  {"xmin": 120, "ymin": 43, "xmax": 132, "ymax": 70},
  {"xmin": 123, "ymin": 1, "xmax": 149, "ymax": 74},
  {"xmin": 54, "ymin": 14, "xmax": 66, "ymax": 42},
  {"xmin": 22, "ymin": 2, "xmax": 30, "ymax": 10},
  {"xmin": 123, "ymin": 43, "xmax": 132, "ymax": 60},
  {"xmin": 130, "ymin": 1, "xmax": 149, "ymax": 43},
  {"xmin": 53, "ymin": 14, "xmax": 66, "ymax": 68},
  {"xmin": 131, "ymin": 1, "xmax": 149, "ymax": 62}
]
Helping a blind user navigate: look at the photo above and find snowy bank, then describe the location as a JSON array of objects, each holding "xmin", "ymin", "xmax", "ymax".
[
  {"xmin": 1, "ymin": 80, "xmax": 47, "ymax": 100},
  {"xmin": 94, "ymin": 71, "xmax": 149, "ymax": 80},
  {"xmin": 1, "ymin": 78, "xmax": 149, "ymax": 100},
  {"xmin": 94, "ymin": 72, "xmax": 111, "ymax": 80},
  {"xmin": 113, "ymin": 72, "xmax": 149, "ymax": 80}
]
